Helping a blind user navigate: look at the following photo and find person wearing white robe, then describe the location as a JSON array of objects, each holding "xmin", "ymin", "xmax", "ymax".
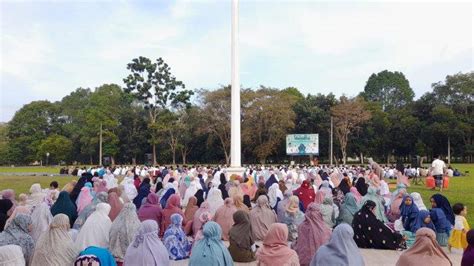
[
  {"xmin": 103, "ymin": 170, "xmax": 118, "ymax": 190},
  {"xmin": 30, "ymin": 202, "xmax": 53, "ymax": 242},
  {"xmin": 207, "ymin": 188, "xmax": 224, "ymax": 216},
  {"xmin": 26, "ymin": 184, "xmax": 47, "ymax": 209},
  {"xmin": 120, "ymin": 175, "xmax": 138, "ymax": 202},
  {"xmin": 183, "ymin": 180, "xmax": 200, "ymax": 207},
  {"xmin": 75, "ymin": 203, "xmax": 112, "ymax": 251},
  {"xmin": 0, "ymin": 245, "xmax": 25, "ymax": 266}
]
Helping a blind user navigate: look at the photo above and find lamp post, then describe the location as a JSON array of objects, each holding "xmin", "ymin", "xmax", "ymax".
[{"xmin": 46, "ymin": 152, "xmax": 50, "ymax": 166}]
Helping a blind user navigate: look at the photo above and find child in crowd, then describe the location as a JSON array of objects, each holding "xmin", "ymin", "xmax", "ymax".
[
  {"xmin": 449, "ymin": 203, "xmax": 470, "ymax": 252},
  {"xmin": 47, "ymin": 181, "xmax": 60, "ymax": 203}
]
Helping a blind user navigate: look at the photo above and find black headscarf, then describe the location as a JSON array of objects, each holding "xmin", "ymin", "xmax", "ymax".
[
  {"xmin": 194, "ymin": 189, "xmax": 205, "ymax": 207},
  {"xmin": 355, "ymin": 178, "xmax": 368, "ymax": 196},
  {"xmin": 338, "ymin": 179, "xmax": 351, "ymax": 195},
  {"xmin": 431, "ymin": 194, "xmax": 455, "ymax": 225},
  {"xmin": 352, "ymin": 200, "xmax": 403, "ymax": 250},
  {"xmin": 70, "ymin": 172, "xmax": 93, "ymax": 203},
  {"xmin": 265, "ymin": 174, "xmax": 278, "ymax": 190},
  {"xmin": 218, "ymin": 173, "xmax": 229, "ymax": 200},
  {"xmin": 0, "ymin": 199, "xmax": 13, "ymax": 232},
  {"xmin": 243, "ymin": 195, "xmax": 252, "ymax": 209}
]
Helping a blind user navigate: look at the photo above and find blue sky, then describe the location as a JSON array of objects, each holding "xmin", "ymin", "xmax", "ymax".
[{"xmin": 1, "ymin": 0, "xmax": 472, "ymax": 122}]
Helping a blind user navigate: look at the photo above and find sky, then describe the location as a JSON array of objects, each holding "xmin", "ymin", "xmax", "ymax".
[{"xmin": 1, "ymin": 0, "xmax": 472, "ymax": 122}]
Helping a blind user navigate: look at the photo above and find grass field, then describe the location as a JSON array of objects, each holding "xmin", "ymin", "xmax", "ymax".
[{"xmin": 1, "ymin": 164, "xmax": 473, "ymax": 225}]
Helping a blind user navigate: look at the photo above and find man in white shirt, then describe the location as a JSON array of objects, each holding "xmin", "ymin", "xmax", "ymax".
[{"xmin": 431, "ymin": 155, "xmax": 446, "ymax": 191}]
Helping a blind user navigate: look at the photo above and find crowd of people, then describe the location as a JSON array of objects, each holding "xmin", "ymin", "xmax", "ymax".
[{"xmin": 0, "ymin": 161, "xmax": 472, "ymax": 266}]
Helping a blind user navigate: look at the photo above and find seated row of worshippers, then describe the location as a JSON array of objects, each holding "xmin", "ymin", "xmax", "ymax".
[{"xmin": 0, "ymin": 165, "xmax": 472, "ymax": 266}]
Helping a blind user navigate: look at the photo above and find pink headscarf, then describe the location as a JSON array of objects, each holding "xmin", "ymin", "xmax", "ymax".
[
  {"xmin": 76, "ymin": 187, "xmax": 93, "ymax": 214},
  {"xmin": 138, "ymin": 193, "xmax": 162, "ymax": 224},
  {"xmin": 295, "ymin": 202, "xmax": 332, "ymax": 265},
  {"xmin": 330, "ymin": 172, "xmax": 341, "ymax": 187},
  {"xmin": 193, "ymin": 201, "xmax": 212, "ymax": 237},
  {"xmin": 350, "ymin": 187, "xmax": 363, "ymax": 203},
  {"xmin": 160, "ymin": 194, "xmax": 184, "ymax": 237},
  {"xmin": 213, "ymin": 198, "xmax": 237, "ymax": 241},
  {"xmin": 314, "ymin": 190, "xmax": 325, "ymax": 204},
  {"xmin": 256, "ymin": 223, "xmax": 298, "ymax": 265},
  {"xmin": 94, "ymin": 180, "xmax": 108, "ymax": 194}
]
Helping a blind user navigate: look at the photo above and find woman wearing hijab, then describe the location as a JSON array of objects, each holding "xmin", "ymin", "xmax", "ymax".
[
  {"xmin": 138, "ymin": 193, "xmax": 162, "ymax": 225},
  {"xmin": 338, "ymin": 178, "xmax": 351, "ymax": 195},
  {"xmin": 400, "ymin": 195, "xmax": 419, "ymax": 232},
  {"xmin": 31, "ymin": 214, "xmax": 78, "ymax": 266},
  {"xmin": 30, "ymin": 202, "xmax": 53, "ymax": 242},
  {"xmin": 194, "ymin": 189, "xmax": 205, "ymax": 207},
  {"xmin": 256, "ymin": 223, "xmax": 299, "ymax": 266},
  {"xmin": 430, "ymin": 194, "xmax": 455, "ymax": 225},
  {"xmin": 109, "ymin": 203, "xmax": 140, "ymax": 266},
  {"xmin": 217, "ymin": 173, "xmax": 230, "ymax": 200},
  {"xmin": 207, "ymin": 188, "xmax": 225, "ymax": 216},
  {"xmin": 192, "ymin": 201, "xmax": 212, "ymax": 237},
  {"xmin": 108, "ymin": 191, "xmax": 123, "ymax": 222},
  {"xmin": 163, "ymin": 214, "xmax": 192, "ymax": 260},
  {"xmin": 294, "ymin": 202, "xmax": 332, "ymax": 265},
  {"xmin": 249, "ymin": 195, "xmax": 277, "ymax": 241},
  {"xmin": 183, "ymin": 181, "xmax": 200, "ymax": 207},
  {"xmin": 0, "ymin": 214, "xmax": 35, "ymax": 264},
  {"xmin": 276, "ymin": 190, "xmax": 292, "ymax": 223},
  {"xmin": 189, "ymin": 221, "xmax": 234, "ymax": 266},
  {"xmin": 310, "ymin": 223, "xmax": 365, "ymax": 266},
  {"xmin": 231, "ymin": 191, "xmax": 249, "ymax": 213},
  {"xmin": 26, "ymin": 183, "xmax": 47, "ymax": 209},
  {"xmin": 267, "ymin": 183, "xmax": 283, "ymax": 210},
  {"xmin": 228, "ymin": 210, "xmax": 256, "ymax": 262},
  {"xmin": 184, "ymin": 196, "xmax": 198, "ymax": 234},
  {"xmin": 396, "ymin": 228, "xmax": 452, "ymax": 266},
  {"xmin": 338, "ymin": 191, "xmax": 359, "ymax": 225},
  {"xmin": 349, "ymin": 186, "xmax": 362, "ymax": 203},
  {"xmin": 73, "ymin": 192, "xmax": 108, "ymax": 230},
  {"xmin": 462, "ymin": 230, "xmax": 474, "ymax": 266},
  {"xmin": 124, "ymin": 220, "xmax": 170, "ymax": 266},
  {"xmin": 359, "ymin": 187, "xmax": 388, "ymax": 223},
  {"xmin": 76, "ymin": 187, "xmax": 94, "ymax": 214},
  {"xmin": 352, "ymin": 200, "xmax": 404, "ymax": 250},
  {"xmin": 294, "ymin": 180, "xmax": 316, "ymax": 210},
  {"xmin": 0, "ymin": 199, "xmax": 13, "ymax": 232},
  {"xmin": 411, "ymin": 192, "xmax": 427, "ymax": 211},
  {"xmin": 51, "ymin": 191, "xmax": 78, "ymax": 227},
  {"xmin": 76, "ymin": 246, "xmax": 116, "ymax": 266},
  {"xmin": 253, "ymin": 183, "xmax": 267, "ymax": 202},
  {"xmin": 430, "ymin": 207, "xmax": 452, "ymax": 246},
  {"xmin": 388, "ymin": 187, "xmax": 407, "ymax": 222},
  {"xmin": 284, "ymin": 195, "xmax": 305, "ymax": 242},
  {"xmin": 70, "ymin": 173, "xmax": 92, "ymax": 203},
  {"xmin": 213, "ymin": 198, "xmax": 238, "ymax": 241},
  {"xmin": 133, "ymin": 177, "xmax": 151, "ymax": 210},
  {"xmin": 75, "ymin": 203, "xmax": 112, "ymax": 251},
  {"xmin": 0, "ymin": 245, "xmax": 25, "ymax": 265},
  {"xmin": 160, "ymin": 188, "xmax": 175, "ymax": 209},
  {"xmin": 161, "ymin": 194, "xmax": 184, "ymax": 237},
  {"xmin": 320, "ymin": 196, "xmax": 336, "ymax": 229},
  {"xmin": 355, "ymin": 178, "xmax": 368, "ymax": 196},
  {"xmin": 412, "ymin": 210, "xmax": 436, "ymax": 232}
]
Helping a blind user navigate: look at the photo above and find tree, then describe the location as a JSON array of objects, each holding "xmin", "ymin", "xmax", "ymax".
[
  {"xmin": 123, "ymin": 56, "xmax": 193, "ymax": 164},
  {"xmin": 361, "ymin": 70, "xmax": 415, "ymax": 112},
  {"xmin": 37, "ymin": 134, "xmax": 72, "ymax": 164},
  {"xmin": 7, "ymin": 101, "xmax": 63, "ymax": 163},
  {"xmin": 198, "ymin": 87, "xmax": 232, "ymax": 164},
  {"xmin": 331, "ymin": 96, "xmax": 371, "ymax": 164},
  {"xmin": 242, "ymin": 87, "xmax": 297, "ymax": 163}
]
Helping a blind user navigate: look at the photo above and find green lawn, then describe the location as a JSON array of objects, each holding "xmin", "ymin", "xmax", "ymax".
[{"xmin": 0, "ymin": 166, "xmax": 62, "ymax": 174}]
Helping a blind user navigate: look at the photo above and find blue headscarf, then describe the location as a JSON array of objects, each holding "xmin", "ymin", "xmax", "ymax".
[
  {"xmin": 163, "ymin": 214, "xmax": 191, "ymax": 260},
  {"xmin": 160, "ymin": 188, "xmax": 175, "ymax": 209},
  {"xmin": 431, "ymin": 194, "xmax": 455, "ymax": 225},
  {"xmin": 79, "ymin": 246, "xmax": 116, "ymax": 266},
  {"xmin": 430, "ymin": 208, "xmax": 452, "ymax": 234},
  {"xmin": 399, "ymin": 195, "xmax": 419, "ymax": 232},
  {"xmin": 189, "ymin": 221, "xmax": 234, "ymax": 266},
  {"xmin": 412, "ymin": 210, "xmax": 436, "ymax": 233}
]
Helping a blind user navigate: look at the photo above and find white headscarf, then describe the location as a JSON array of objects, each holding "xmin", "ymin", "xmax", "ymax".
[
  {"xmin": 109, "ymin": 203, "xmax": 141, "ymax": 262},
  {"xmin": 31, "ymin": 214, "xmax": 78, "ymax": 266},
  {"xmin": 0, "ymin": 245, "xmax": 25, "ymax": 266},
  {"xmin": 103, "ymin": 170, "xmax": 118, "ymax": 189},
  {"xmin": 75, "ymin": 203, "xmax": 112, "ymax": 251},
  {"xmin": 207, "ymin": 188, "xmax": 224, "ymax": 216},
  {"xmin": 183, "ymin": 181, "xmax": 199, "ymax": 207},
  {"xmin": 120, "ymin": 176, "xmax": 138, "ymax": 201},
  {"xmin": 26, "ymin": 183, "xmax": 47, "ymax": 209},
  {"xmin": 410, "ymin": 192, "xmax": 427, "ymax": 211},
  {"xmin": 30, "ymin": 202, "xmax": 53, "ymax": 242},
  {"xmin": 268, "ymin": 183, "xmax": 283, "ymax": 209}
]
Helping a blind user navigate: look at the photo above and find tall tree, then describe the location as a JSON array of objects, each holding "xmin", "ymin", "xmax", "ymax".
[
  {"xmin": 123, "ymin": 56, "xmax": 193, "ymax": 164},
  {"xmin": 37, "ymin": 134, "xmax": 72, "ymax": 164},
  {"xmin": 331, "ymin": 96, "xmax": 371, "ymax": 164},
  {"xmin": 361, "ymin": 70, "xmax": 415, "ymax": 111}
]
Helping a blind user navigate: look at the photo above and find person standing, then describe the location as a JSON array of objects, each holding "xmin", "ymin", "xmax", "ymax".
[{"xmin": 430, "ymin": 155, "xmax": 446, "ymax": 192}]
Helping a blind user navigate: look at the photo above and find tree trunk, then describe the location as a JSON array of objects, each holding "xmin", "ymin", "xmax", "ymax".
[
  {"xmin": 90, "ymin": 155, "xmax": 93, "ymax": 165},
  {"xmin": 111, "ymin": 156, "xmax": 115, "ymax": 166},
  {"xmin": 152, "ymin": 144, "xmax": 157, "ymax": 165},
  {"xmin": 181, "ymin": 150, "xmax": 186, "ymax": 165},
  {"xmin": 132, "ymin": 157, "xmax": 136, "ymax": 165},
  {"xmin": 225, "ymin": 150, "xmax": 230, "ymax": 166},
  {"xmin": 360, "ymin": 152, "xmax": 364, "ymax": 164},
  {"xmin": 341, "ymin": 147, "xmax": 347, "ymax": 165},
  {"xmin": 172, "ymin": 148, "xmax": 176, "ymax": 165}
]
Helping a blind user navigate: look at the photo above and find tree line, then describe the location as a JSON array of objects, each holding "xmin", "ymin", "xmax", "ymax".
[{"xmin": 0, "ymin": 56, "xmax": 472, "ymax": 165}]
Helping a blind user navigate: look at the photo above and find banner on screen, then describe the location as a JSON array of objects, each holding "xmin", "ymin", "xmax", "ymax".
[{"xmin": 286, "ymin": 134, "xmax": 319, "ymax": 155}]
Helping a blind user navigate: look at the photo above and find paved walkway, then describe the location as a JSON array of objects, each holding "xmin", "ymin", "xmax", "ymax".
[{"xmin": 170, "ymin": 242, "xmax": 463, "ymax": 265}]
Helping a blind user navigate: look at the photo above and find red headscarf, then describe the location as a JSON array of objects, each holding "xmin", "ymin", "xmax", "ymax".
[{"xmin": 293, "ymin": 180, "xmax": 316, "ymax": 209}]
